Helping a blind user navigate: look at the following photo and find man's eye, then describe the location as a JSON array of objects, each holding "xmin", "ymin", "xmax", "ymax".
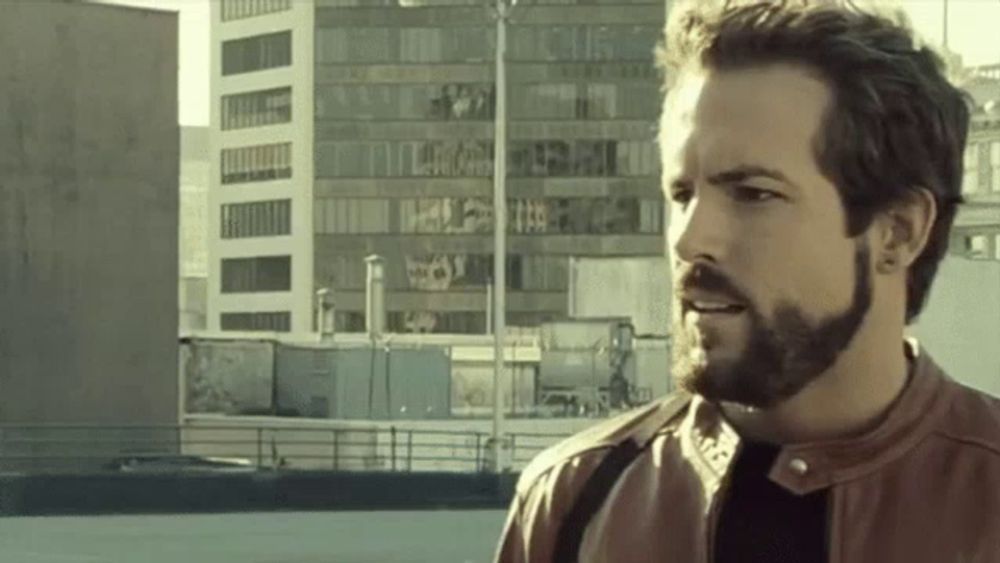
[
  {"xmin": 733, "ymin": 186, "xmax": 780, "ymax": 202},
  {"xmin": 670, "ymin": 189, "xmax": 693, "ymax": 204}
]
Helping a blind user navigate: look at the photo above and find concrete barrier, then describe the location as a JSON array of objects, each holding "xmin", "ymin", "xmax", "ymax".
[{"xmin": 0, "ymin": 470, "xmax": 519, "ymax": 516}]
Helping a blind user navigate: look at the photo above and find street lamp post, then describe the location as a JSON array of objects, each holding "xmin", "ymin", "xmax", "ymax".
[
  {"xmin": 942, "ymin": 0, "xmax": 949, "ymax": 52},
  {"xmin": 489, "ymin": 0, "xmax": 516, "ymax": 473}
]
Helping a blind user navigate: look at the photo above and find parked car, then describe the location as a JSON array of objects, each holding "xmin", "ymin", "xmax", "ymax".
[{"xmin": 104, "ymin": 455, "xmax": 256, "ymax": 474}]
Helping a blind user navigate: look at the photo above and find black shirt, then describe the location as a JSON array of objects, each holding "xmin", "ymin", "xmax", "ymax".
[{"xmin": 714, "ymin": 440, "xmax": 829, "ymax": 563}]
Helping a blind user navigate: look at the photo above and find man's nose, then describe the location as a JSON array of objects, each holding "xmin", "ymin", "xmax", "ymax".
[{"xmin": 669, "ymin": 195, "xmax": 728, "ymax": 264}]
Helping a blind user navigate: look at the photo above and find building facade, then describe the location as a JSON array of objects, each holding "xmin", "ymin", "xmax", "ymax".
[
  {"xmin": 951, "ymin": 63, "xmax": 1000, "ymax": 260},
  {"xmin": 0, "ymin": 2, "xmax": 179, "ymax": 425},
  {"xmin": 181, "ymin": 126, "xmax": 210, "ymax": 331},
  {"xmin": 209, "ymin": 0, "xmax": 666, "ymax": 335}
]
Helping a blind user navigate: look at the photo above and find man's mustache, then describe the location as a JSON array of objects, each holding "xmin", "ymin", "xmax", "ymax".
[{"xmin": 674, "ymin": 263, "xmax": 748, "ymax": 305}]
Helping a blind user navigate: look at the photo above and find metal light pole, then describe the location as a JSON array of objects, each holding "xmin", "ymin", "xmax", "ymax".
[
  {"xmin": 489, "ymin": 0, "xmax": 515, "ymax": 473},
  {"xmin": 486, "ymin": 278, "xmax": 493, "ymax": 335},
  {"xmin": 942, "ymin": 0, "xmax": 949, "ymax": 52}
]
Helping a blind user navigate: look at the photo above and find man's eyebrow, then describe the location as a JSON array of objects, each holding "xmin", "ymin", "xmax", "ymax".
[{"xmin": 706, "ymin": 164, "xmax": 799, "ymax": 189}]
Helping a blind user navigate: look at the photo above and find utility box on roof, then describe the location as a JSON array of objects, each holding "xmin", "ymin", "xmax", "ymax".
[
  {"xmin": 539, "ymin": 318, "xmax": 635, "ymax": 389},
  {"xmin": 276, "ymin": 344, "xmax": 451, "ymax": 420},
  {"xmin": 539, "ymin": 318, "xmax": 640, "ymax": 414}
]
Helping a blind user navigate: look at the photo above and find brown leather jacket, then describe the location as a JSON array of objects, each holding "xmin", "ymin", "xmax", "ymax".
[{"xmin": 496, "ymin": 340, "xmax": 1000, "ymax": 562}]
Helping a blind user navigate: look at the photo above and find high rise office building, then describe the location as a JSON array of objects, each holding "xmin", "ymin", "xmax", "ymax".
[
  {"xmin": 209, "ymin": 0, "xmax": 666, "ymax": 334},
  {"xmin": 952, "ymin": 63, "xmax": 1000, "ymax": 260}
]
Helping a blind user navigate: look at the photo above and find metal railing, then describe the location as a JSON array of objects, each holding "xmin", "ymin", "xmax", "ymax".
[{"xmin": 0, "ymin": 424, "xmax": 572, "ymax": 475}]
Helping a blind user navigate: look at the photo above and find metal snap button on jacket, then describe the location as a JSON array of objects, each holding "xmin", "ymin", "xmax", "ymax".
[{"xmin": 789, "ymin": 457, "xmax": 809, "ymax": 475}]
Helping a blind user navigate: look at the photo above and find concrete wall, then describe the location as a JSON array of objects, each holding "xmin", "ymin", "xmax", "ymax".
[
  {"xmin": 571, "ymin": 257, "xmax": 670, "ymax": 336},
  {"xmin": 181, "ymin": 339, "xmax": 273, "ymax": 415},
  {"xmin": 0, "ymin": 471, "xmax": 516, "ymax": 516},
  {"xmin": 908, "ymin": 257, "xmax": 1000, "ymax": 397},
  {"xmin": 0, "ymin": 3, "xmax": 178, "ymax": 425},
  {"xmin": 179, "ymin": 276, "xmax": 208, "ymax": 331}
]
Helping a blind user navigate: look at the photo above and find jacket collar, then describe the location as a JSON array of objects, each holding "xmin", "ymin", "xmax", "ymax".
[{"xmin": 680, "ymin": 338, "xmax": 955, "ymax": 495}]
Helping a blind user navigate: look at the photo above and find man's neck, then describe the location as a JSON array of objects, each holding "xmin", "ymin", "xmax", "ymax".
[{"xmin": 720, "ymin": 337, "xmax": 913, "ymax": 446}]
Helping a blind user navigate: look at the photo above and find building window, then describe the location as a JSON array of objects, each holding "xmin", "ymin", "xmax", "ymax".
[
  {"xmin": 315, "ymin": 141, "xmax": 494, "ymax": 178},
  {"xmin": 315, "ymin": 83, "xmax": 495, "ymax": 121},
  {"xmin": 509, "ymin": 25, "xmax": 660, "ymax": 62},
  {"xmin": 512, "ymin": 82, "xmax": 658, "ymax": 120},
  {"xmin": 221, "ymin": 0, "xmax": 291, "ymax": 22},
  {"xmin": 977, "ymin": 142, "xmax": 993, "ymax": 194},
  {"xmin": 508, "ymin": 139, "xmax": 657, "ymax": 177},
  {"xmin": 508, "ymin": 197, "xmax": 664, "ymax": 235},
  {"xmin": 319, "ymin": 0, "xmax": 657, "ymax": 5},
  {"xmin": 318, "ymin": 256, "xmax": 368, "ymax": 290},
  {"xmin": 514, "ymin": 84, "xmax": 574, "ymax": 119},
  {"xmin": 222, "ymin": 87, "xmax": 292, "ymax": 130},
  {"xmin": 991, "ymin": 141, "xmax": 1000, "ymax": 193},
  {"xmin": 312, "ymin": 197, "xmax": 663, "ymax": 235},
  {"xmin": 639, "ymin": 199, "xmax": 663, "ymax": 234},
  {"xmin": 521, "ymin": 255, "xmax": 569, "ymax": 291},
  {"xmin": 315, "ymin": 27, "xmax": 493, "ymax": 64},
  {"xmin": 386, "ymin": 311, "xmax": 487, "ymax": 334},
  {"xmin": 222, "ymin": 31, "xmax": 292, "ymax": 76},
  {"xmin": 221, "ymin": 143, "xmax": 292, "ymax": 184},
  {"xmin": 221, "ymin": 256, "xmax": 291, "ymax": 293},
  {"xmin": 221, "ymin": 200, "xmax": 291, "ymax": 239},
  {"xmin": 963, "ymin": 142, "xmax": 979, "ymax": 195},
  {"xmin": 335, "ymin": 311, "xmax": 366, "ymax": 332},
  {"xmin": 615, "ymin": 140, "xmax": 658, "ymax": 177},
  {"xmin": 318, "ymin": 0, "xmax": 482, "ymax": 5},
  {"xmin": 220, "ymin": 311, "xmax": 291, "ymax": 332},
  {"xmin": 314, "ymin": 199, "xmax": 390, "ymax": 234},
  {"xmin": 317, "ymin": 253, "xmax": 569, "ymax": 293},
  {"xmin": 395, "ymin": 254, "xmax": 554, "ymax": 291},
  {"xmin": 966, "ymin": 235, "xmax": 989, "ymax": 259}
]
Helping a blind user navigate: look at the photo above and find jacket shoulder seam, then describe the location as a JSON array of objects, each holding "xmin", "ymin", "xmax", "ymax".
[
  {"xmin": 514, "ymin": 394, "xmax": 691, "ymax": 498},
  {"xmin": 929, "ymin": 429, "xmax": 1000, "ymax": 458},
  {"xmin": 515, "ymin": 443, "xmax": 617, "ymax": 500}
]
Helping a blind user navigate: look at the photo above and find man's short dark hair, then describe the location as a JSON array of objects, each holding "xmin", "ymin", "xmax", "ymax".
[{"xmin": 657, "ymin": 0, "xmax": 973, "ymax": 325}]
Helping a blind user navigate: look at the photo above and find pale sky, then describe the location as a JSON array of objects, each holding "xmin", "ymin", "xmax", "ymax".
[{"xmin": 96, "ymin": 0, "xmax": 999, "ymax": 127}]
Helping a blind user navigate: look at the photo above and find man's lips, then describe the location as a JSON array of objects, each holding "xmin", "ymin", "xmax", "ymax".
[
  {"xmin": 683, "ymin": 300, "xmax": 746, "ymax": 314},
  {"xmin": 680, "ymin": 290, "xmax": 747, "ymax": 314}
]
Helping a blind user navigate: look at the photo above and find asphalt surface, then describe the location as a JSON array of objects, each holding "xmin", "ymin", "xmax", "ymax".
[{"xmin": 0, "ymin": 510, "xmax": 509, "ymax": 563}]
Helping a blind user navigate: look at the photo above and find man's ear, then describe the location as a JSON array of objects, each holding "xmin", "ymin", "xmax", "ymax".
[{"xmin": 875, "ymin": 188, "xmax": 937, "ymax": 274}]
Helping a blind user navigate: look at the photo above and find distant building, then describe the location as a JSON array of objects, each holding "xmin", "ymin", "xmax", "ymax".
[
  {"xmin": 569, "ymin": 256, "xmax": 670, "ymax": 336},
  {"xmin": 208, "ymin": 0, "xmax": 667, "ymax": 335},
  {"xmin": 908, "ymin": 257, "xmax": 1000, "ymax": 397},
  {"xmin": 181, "ymin": 127, "xmax": 210, "ymax": 278},
  {"xmin": 951, "ymin": 63, "xmax": 1000, "ymax": 260},
  {"xmin": 0, "ymin": 2, "xmax": 179, "ymax": 430},
  {"xmin": 181, "ymin": 126, "xmax": 210, "ymax": 330}
]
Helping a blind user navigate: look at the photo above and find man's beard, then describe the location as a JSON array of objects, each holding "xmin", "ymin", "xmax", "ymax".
[{"xmin": 671, "ymin": 242, "xmax": 873, "ymax": 409}]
